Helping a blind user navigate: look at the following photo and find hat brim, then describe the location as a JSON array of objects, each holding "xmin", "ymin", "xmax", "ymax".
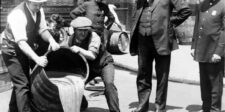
[{"xmin": 28, "ymin": 0, "xmax": 47, "ymax": 3}]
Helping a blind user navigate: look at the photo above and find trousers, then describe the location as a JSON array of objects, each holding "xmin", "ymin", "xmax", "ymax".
[
  {"xmin": 199, "ymin": 58, "xmax": 224, "ymax": 112},
  {"xmin": 136, "ymin": 34, "xmax": 171, "ymax": 111},
  {"xmin": 85, "ymin": 60, "xmax": 120, "ymax": 112},
  {"xmin": 2, "ymin": 48, "xmax": 32, "ymax": 112}
]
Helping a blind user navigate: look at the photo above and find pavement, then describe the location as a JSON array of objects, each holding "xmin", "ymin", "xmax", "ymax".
[
  {"xmin": 112, "ymin": 45, "xmax": 225, "ymax": 85},
  {"xmin": 1, "ymin": 67, "xmax": 225, "ymax": 112}
]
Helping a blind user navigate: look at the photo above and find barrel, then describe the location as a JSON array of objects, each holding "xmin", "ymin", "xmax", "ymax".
[
  {"xmin": 107, "ymin": 31, "xmax": 130, "ymax": 54},
  {"xmin": 30, "ymin": 47, "xmax": 89, "ymax": 112}
]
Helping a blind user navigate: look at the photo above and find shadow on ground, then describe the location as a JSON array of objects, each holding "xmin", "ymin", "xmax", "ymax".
[
  {"xmin": 186, "ymin": 105, "xmax": 225, "ymax": 112},
  {"xmin": 82, "ymin": 107, "xmax": 109, "ymax": 112},
  {"xmin": 185, "ymin": 104, "xmax": 202, "ymax": 112},
  {"xmin": 129, "ymin": 102, "xmax": 182, "ymax": 111}
]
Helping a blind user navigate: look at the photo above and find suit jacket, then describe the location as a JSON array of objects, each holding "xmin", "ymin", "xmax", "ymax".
[
  {"xmin": 129, "ymin": 0, "xmax": 192, "ymax": 56},
  {"xmin": 191, "ymin": 0, "xmax": 225, "ymax": 62}
]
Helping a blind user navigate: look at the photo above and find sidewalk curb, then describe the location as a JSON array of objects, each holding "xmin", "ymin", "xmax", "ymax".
[{"xmin": 114, "ymin": 61, "xmax": 223, "ymax": 86}]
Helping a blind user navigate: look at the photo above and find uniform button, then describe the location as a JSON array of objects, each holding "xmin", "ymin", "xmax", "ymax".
[
  {"xmin": 210, "ymin": 3, "xmax": 213, "ymax": 5},
  {"xmin": 206, "ymin": 11, "xmax": 209, "ymax": 13},
  {"xmin": 200, "ymin": 27, "xmax": 203, "ymax": 30},
  {"xmin": 199, "ymin": 36, "xmax": 201, "ymax": 38}
]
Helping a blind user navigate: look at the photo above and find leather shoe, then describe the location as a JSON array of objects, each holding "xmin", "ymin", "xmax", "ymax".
[
  {"xmin": 154, "ymin": 109, "xmax": 166, "ymax": 112},
  {"xmin": 132, "ymin": 107, "xmax": 148, "ymax": 112}
]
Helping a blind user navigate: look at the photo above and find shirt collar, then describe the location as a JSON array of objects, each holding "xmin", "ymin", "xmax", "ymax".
[{"xmin": 25, "ymin": 2, "xmax": 37, "ymax": 21}]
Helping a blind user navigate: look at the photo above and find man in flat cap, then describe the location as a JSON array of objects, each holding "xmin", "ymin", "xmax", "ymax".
[
  {"xmin": 1, "ymin": 0, "xmax": 60, "ymax": 111},
  {"xmin": 70, "ymin": 1, "xmax": 121, "ymax": 112},
  {"xmin": 67, "ymin": 17, "xmax": 101, "ymax": 60},
  {"xmin": 64, "ymin": 16, "xmax": 120, "ymax": 112}
]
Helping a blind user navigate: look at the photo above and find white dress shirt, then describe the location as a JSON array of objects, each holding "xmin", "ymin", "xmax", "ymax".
[{"xmin": 7, "ymin": 3, "xmax": 48, "ymax": 43}]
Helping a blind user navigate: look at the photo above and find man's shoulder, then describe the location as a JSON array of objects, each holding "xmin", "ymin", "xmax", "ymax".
[
  {"xmin": 8, "ymin": 7, "xmax": 25, "ymax": 21},
  {"xmin": 91, "ymin": 32, "xmax": 101, "ymax": 41}
]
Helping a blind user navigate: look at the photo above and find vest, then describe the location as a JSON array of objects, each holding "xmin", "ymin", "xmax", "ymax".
[
  {"xmin": 2, "ymin": 2, "xmax": 41, "ymax": 51},
  {"xmin": 138, "ymin": 1, "xmax": 154, "ymax": 36}
]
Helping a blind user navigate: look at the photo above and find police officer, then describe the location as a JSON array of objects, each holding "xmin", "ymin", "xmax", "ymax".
[{"xmin": 191, "ymin": 0, "xmax": 225, "ymax": 111}]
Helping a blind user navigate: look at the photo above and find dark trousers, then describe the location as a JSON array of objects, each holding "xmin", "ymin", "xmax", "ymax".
[
  {"xmin": 136, "ymin": 34, "xmax": 171, "ymax": 111},
  {"xmin": 2, "ymin": 49, "xmax": 32, "ymax": 112},
  {"xmin": 85, "ymin": 62, "xmax": 120, "ymax": 112},
  {"xmin": 199, "ymin": 59, "xmax": 224, "ymax": 112}
]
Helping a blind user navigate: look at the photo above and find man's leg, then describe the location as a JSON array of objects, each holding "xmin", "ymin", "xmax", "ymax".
[
  {"xmin": 81, "ymin": 71, "xmax": 98, "ymax": 111},
  {"xmin": 154, "ymin": 54, "xmax": 171, "ymax": 111},
  {"xmin": 203, "ymin": 58, "xmax": 224, "ymax": 112},
  {"xmin": 2, "ymin": 51, "xmax": 31, "ymax": 112},
  {"xmin": 199, "ymin": 62, "xmax": 211, "ymax": 112},
  {"xmin": 101, "ymin": 62, "xmax": 120, "ymax": 112},
  {"xmin": 134, "ymin": 35, "xmax": 155, "ymax": 112},
  {"xmin": 8, "ymin": 89, "xmax": 18, "ymax": 112}
]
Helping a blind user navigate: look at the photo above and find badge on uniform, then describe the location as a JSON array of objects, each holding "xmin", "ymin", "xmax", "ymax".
[{"xmin": 211, "ymin": 10, "xmax": 217, "ymax": 16}]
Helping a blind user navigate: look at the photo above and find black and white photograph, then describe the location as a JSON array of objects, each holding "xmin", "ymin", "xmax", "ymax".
[{"xmin": 0, "ymin": 0, "xmax": 224, "ymax": 112}]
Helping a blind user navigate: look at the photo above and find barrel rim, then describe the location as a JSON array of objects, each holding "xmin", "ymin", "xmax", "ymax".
[
  {"xmin": 45, "ymin": 47, "xmax": 89, "ymax": 82},
  {"xmin": 108, "ymin": 31, "xmax": 129, "ymax": 54},
  {"xmin": 31, "ymin": 47, "xmax": 89, "ymax": 84}
]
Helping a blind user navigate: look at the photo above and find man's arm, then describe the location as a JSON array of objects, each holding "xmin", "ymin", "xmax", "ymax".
[
  {"xmin": 7, "ymin": 9, "xmax": 48, "ymax": 67},
  {"xmin": 214, "ymin": 10, "xmax": 225, "ymax": 57},
  {"xmin": 170, "ymin": 0, "xmax": 192, "ymax": 27},
  {"xmin": 18, "ymin": 41, "xmax": 48, "ymax": 67},
  {"xmin": 40, "ymin": 30, "xmax": 60, "ymax": 51},
  {"xmin": 70, "ymin": 3, "xmax": 86, "ymax": 19},
  {"xmin": 101, "ymin": 3, "xmax": 115, "ymax": 30},
  {"xmin": 70, "ymin": 32, "xmax": 101, "ymax": 60},
  {"xmin": 39, "ymin": 8, "xmax": 60, "ymax": 51}
]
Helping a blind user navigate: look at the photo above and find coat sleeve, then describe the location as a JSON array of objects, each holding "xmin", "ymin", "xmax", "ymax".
[
  {"xmin": 214, "ymin": 7, "xmax": 225, "ymax": 56},
  {"xmin": 191, "ymin": 3, "xmax": 199, "ymax": 50},
  {"xmin": 102, "ymin": 3, "xmax": 115, "ymax": 30},
  {"xmin": 170, "ymin": 0, "xmax": 192, "ymax": 27},
  {"xmin": 70, "ymin": 3, "xmax": 86, "ymax": 19}
]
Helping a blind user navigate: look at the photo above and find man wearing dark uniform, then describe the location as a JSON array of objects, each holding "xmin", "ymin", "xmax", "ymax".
[{"xmin": 191, "ymin": 0, "xmax": 225, "ymax": 111}]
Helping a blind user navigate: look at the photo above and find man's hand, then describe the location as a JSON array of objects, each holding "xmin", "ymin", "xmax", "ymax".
[
  {"xmin": 35, "ymin": 56, "xmax": 48, "ymax": 67},
  {"xmin": 211, "ymin": 54, "xmax": 221, "ymax": 63},
  {"xmin": 191, "ymin": 49, "xmax": 195, "ymax": 57},
  {"xmin": 49, "ymin": 39, "xmax": 60, "ymax": 51},
  {"xmin": 71, "ymin": 45, "xmax": 80, "ymax": 53}
]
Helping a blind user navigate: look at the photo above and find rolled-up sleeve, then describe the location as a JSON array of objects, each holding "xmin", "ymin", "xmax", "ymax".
[
  {"xmin": 88, "ymin": 32, "xmax": 101, "ymax": 55},
  {"xmin": 38, "ymin": 8, "xmax": 48, "ymax": 34},
  {"xmin": 8, "ymin": 10, "xmax": 28, "ymax": 43}
]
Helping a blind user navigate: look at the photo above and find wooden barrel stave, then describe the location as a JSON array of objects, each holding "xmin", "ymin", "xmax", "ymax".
[
  {"xmin": 107, "ymin": 31, "xmax": 129, "ymax": 54},
  {"xmin": 30, "ymin": 48, "xmax": 89, "ymax": 112}
]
